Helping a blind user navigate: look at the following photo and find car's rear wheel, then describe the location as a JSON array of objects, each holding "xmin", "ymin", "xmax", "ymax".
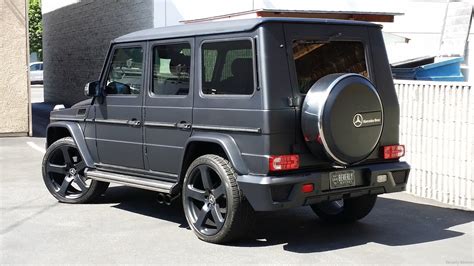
[
  {"xmin": 310, "ymin": 194, "xmax": 377, "ymax": 223},
  {"xmin": 42, "ymin": 137, "xmax": 109, "ymax": 203},
  {"xmin": 182, "ymin": 155, "xmax": 254, "ymax": 243}
]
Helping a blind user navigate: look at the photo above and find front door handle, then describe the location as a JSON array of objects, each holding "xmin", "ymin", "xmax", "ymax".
[
  {"xmin": 127, "ymin": 119, "xmax": 141, "ymax": 127},
  {"xmin": 176, "ymin": 121, "xmax": 191, "ymax": 130}
]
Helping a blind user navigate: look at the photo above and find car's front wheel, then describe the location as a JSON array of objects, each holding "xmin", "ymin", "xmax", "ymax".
[
  {"xmin": 182, "ymin": 155, "xmax": 254, "ymax": 243},
  {"xmin": 42, "ymin": 137, "xmax": 109, "ymax": 203},
  {"xmin": 310, "ymin": 194, "xmax": 377, "ymax": 223}
]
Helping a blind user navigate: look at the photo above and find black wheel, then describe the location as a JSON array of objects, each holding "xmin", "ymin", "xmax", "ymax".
[
  {"xmin": 311, "ymin": 195, "xmax": 377, "ymax": 223},
  {"xmin": 182, "ymin": 155, "xmax": 254, "ymax": 244},
  {"xmin": 42, "ymin": 137, "xmax": 109, "ymax": 203}
]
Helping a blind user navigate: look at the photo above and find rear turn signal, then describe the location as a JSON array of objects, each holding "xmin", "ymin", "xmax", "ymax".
[
  {"xmin": 269, "ymin": 155, "xmax": 299, "ymax": 171},
  {"xmin": 383, "ymin": 145, "xmax": 405, "ymax": 159}
]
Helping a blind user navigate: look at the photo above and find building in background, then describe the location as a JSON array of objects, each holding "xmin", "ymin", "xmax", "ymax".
[{"xmin": 0, "ymin": 0, "xmax": 30, "ymax": 136}]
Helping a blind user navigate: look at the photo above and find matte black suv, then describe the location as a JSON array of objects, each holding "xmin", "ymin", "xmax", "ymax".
[{"xmin": 42, "ymin": 18, "xmax": 410, "ymax": 243}]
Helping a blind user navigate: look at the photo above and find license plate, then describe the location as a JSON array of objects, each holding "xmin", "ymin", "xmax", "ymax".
[{"xmin": 329, "ymin": 170, "xmax": 356, "ymax": 189}]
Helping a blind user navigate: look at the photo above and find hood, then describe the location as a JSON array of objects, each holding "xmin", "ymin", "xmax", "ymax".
[{"xmin": 71, "ymin": 98, "xmax": 93, "ymax": 108}]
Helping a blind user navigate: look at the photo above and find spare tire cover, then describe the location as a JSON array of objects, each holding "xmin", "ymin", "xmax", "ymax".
[{"xmin": 301, "ymin": 73, "xmax": 383, "ymax": 165}]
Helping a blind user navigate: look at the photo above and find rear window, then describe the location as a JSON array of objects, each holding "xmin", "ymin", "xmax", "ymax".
[{"xmin": 292, "ymin": 40, "xmax": 368, "ymax": 94}]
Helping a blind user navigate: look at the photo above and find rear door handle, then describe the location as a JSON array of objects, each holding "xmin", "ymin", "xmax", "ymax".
[
  {"xmin": 176, "ymin": 121, "xmax": 191, "ymax": 130},
  {"xmin": 127, "ymin": 119, "xmax": 141, "ymax": 127}
]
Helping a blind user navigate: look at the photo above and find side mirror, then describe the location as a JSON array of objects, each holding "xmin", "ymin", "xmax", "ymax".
[{"xmin": 84, "ymin": 81, "xmax": 101, "ymax": 97}]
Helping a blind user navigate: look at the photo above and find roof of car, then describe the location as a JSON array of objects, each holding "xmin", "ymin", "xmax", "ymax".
[{"xmin": 114, "ymin": 17, "xmax": 380, "ymax": 43}]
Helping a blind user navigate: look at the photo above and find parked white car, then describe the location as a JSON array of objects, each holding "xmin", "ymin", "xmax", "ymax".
[{"xmin": 29, "ymin": 61, "xmax": 43, "ymax": 84}]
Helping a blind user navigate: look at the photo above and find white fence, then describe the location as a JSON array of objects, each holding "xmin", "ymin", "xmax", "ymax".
[{"xmin": 394, "ymin": 80, "xmax": 473, "ymax": 210}]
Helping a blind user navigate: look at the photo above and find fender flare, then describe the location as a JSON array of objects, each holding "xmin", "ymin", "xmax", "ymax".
[
  {"xmin": 46, "ymin": 121, "xmax": 95, "ymax": 168},
  {"xmin": 181, "ymin": 132, "xmax": 249, "ymax": 175}
]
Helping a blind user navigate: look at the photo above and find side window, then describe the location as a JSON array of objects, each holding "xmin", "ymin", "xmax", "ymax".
[
  {"xmin": 152, "ymin": 43, "xmax": 191, "ymax": 95},
  {"xmin": 30, "ymin": 64, "xmax": 40, "ymax": 71},
  {"xmin": 105, "ymin": 47, "xmax": 143, "ymax": 95},
  {"xmin": 202, "ymin": 40, "xmax": 254, "ymax": 95}
]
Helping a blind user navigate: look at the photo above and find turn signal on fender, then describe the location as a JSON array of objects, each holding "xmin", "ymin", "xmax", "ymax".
[
  {"xmin": 382, "ymin": 145, "xmax": 405, "ymax": 159},
  {"xmin": 269, "ymin": 155, "xmax": 299, "ymax": 171}
]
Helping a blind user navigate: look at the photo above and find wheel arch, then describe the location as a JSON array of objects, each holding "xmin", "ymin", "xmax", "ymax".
[
  {"xmin": 46, "ymin": 122, "xmax": 95, "ymax": 168},
  {"xmin": 176, "ymin": 133, "xmax": 249, "ymax": 190}
]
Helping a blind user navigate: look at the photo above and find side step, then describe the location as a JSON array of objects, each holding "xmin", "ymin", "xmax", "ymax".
[{"xmin": 85, "ymin": 169, "xmax": 174, "ymax": 194}]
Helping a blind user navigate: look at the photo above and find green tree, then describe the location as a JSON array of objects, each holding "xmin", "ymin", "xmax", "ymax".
[{"xmin": 29, "ymin": 0, "xmax": 42, "ymax": 60}]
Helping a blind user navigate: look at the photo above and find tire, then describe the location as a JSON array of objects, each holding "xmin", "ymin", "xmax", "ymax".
[
  {"xmin": 42, "ymin": 137, "xmax": 109, "ymax": 203},
  {"xmin": 311, "ymin": 194, "xmax": 377, "ymax": 223},
  {"xmin": 182, "ymin": 154, "xmax": 254, "ymax": 244}
]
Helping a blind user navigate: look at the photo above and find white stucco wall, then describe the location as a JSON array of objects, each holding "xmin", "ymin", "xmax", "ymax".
[{"xmin": 0, "ymin": 0, "xmax": 29, "ymax": 136}]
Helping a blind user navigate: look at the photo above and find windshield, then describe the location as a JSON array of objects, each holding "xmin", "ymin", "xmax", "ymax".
[{"xmin": 292, "ymin": 40, "xmax": 368, "ymax": 94}]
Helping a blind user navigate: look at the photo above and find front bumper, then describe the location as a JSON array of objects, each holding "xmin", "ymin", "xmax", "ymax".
[{"xmin": 237, "ymin": 161, "xmax": 410, "ymax": 211}]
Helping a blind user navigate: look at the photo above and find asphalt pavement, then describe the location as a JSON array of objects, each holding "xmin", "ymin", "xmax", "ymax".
[{"xmin": 0, "ymin": 137, "xmax": 473, "ymax": 264}]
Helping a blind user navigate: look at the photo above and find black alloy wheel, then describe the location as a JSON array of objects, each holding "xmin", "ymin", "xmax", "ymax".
[
  {"xmin": 42, "ymin": 137, "xmax": 108, "ymax": 203},
  {"xmin": 184, "ymin": 162, "xmax": 228, "ymax": 235},
  {"xmin": 182, "ymin": 155, "xmax": 253, "ymax": 243}
]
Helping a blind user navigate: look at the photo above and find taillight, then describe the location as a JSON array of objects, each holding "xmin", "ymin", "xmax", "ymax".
[
  {"xmin": 269, "ymin": 155, "xmax": 299, "ymax": 171},
  {"xmin": 382, "ymin": 145, "xmax": 405, "ymax": 159}
]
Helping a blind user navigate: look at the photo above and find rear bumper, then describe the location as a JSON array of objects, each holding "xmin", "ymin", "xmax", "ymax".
[{"xmin": 237, "ymin": 161, "xmax": 410, "ymax": 211}]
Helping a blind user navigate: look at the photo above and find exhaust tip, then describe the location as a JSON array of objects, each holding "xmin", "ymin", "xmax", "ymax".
[
  {"xmin": 164, "ymin": 194, "xmax": 172, "ymax": 205},
  {"xmin": 157, "ymin": 193, "xmax": 179, "ymax": 205},
  {"xmin": 156, "ymin": 193, "xmax": 165, "ymax": 204}
]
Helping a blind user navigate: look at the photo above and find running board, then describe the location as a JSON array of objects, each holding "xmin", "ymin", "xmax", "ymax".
[{"xmin": 85, "ymin": 169, "xmax": 174, "ymax": 194}]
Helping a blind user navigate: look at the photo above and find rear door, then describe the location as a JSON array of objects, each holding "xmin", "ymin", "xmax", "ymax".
[
  {"xmin": 143, "ymin": 39, "xmax": 194, "ymax": 178},
  {"xmin": 283, "ymin": 23, "xmax": 376, "ymax": 165},
  {"xmin": 94, "ymin": 43, "xmax": 146, "ymax": 170}
]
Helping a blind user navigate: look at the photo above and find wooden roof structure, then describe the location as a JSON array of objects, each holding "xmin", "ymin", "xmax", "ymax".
[{"xmin": 182, "ymin": 9, "xmax": 402, "ymax": 24}]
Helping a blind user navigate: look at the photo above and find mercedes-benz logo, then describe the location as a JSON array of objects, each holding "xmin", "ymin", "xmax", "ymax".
[
  {"xmin": 68, "ymin": 168, "xmax": 77, "ymax": 176},
  {"xmin": 208, "ymin": 194, "xmax": 216, "ymax": 205},
  {"xmin": 353, "ymin": 114, "xmax": 363, "ymax": 128}
]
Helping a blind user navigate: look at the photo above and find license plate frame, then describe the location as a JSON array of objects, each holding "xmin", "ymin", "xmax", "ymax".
[{"xmin": 329, "ymin": 170, "xmax": 356, "ymax": 189}]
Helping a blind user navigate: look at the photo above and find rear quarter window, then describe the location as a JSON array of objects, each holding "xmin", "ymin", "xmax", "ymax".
[{"xmin": 201, "ymin": 39, "xmax": 255, "ymax": 95}]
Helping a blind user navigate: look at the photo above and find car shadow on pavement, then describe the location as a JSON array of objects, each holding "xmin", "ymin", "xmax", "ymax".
[
  {"xmin": 242, "ymin": 197, "xmax": 473, "ymax": 253},
  {"xmin": 96, "ymin": 186, "xmax": 189, "ymax": 228},
  {"xmin": 97, "ymin": 187, "xmax": 473, "ymax": 252}
]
